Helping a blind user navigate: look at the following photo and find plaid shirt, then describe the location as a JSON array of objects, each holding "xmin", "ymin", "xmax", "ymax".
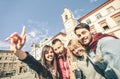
[{"xmin": 57, "ymin": 55, "xmax": 70, "ymax": 79}]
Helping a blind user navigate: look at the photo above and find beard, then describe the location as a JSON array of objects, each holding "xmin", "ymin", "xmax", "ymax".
[{"xmin": 79, "ymin": 38, "xmax": 89, "ymax": 46}]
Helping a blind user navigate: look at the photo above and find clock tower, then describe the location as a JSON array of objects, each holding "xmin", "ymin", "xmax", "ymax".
[{"xmin": 61, "ymin": 8, "xmax": 77, "ymax": 45}]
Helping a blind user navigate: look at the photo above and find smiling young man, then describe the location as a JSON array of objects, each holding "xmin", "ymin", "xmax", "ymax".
[
  {"xmin": 74, "ymin": 23, "xmax": 120, "ymax": 79},
  {"xmin": 52, "ymin": 39, "xmax": 76, "ymax": 79}
]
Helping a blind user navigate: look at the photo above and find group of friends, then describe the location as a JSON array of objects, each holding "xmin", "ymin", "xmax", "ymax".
[{"xmin": 5, "ymin": 23, "xmax": 120, "ymax": 79}]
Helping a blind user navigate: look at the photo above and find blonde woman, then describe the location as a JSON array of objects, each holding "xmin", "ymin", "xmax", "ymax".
[{"xmin": 67, "ymin": 39, "xmax": 105, "ymax": 79}]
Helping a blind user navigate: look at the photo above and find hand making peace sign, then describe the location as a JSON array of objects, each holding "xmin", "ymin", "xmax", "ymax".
[{"xmin": 5, "ymin": 26, "xmax": 26, "ymax": 53}]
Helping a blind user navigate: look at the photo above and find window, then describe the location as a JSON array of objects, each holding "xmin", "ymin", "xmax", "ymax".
[
  {"xmin": 96, "ymin": 13, "xmax": 102, "ymax": 20},
  {"xmin": 90, "ymin": 25, "xmax": 96, "ymax": 34},
  {"xmin": 101, "ymin": 23, "xmax": 109, "ymax": 31},
  {"xmin": 86, "ymin": 19, "xmax": 91, "ymax": 25},
  {"xmin": 0, "ymin": 57, "xmax": 2, "ymax": 60},
  {"xmin": 107, "ymin": 6, "xmax": 115, "ymax": 13},
  {"xmin": 103, "ymin": 25, "xmax": 109, "ymax": 30},
  {"xmin": 111, "ymin": 12, "xmax": 120, "ymax": 24},
  {"xmin": 5, "ymin": 57, "xmax": 7, "ymax": 60},
  {"xmin": 0, "ymin": 64, "xmax": 2, "ymax": 68},
  {"xmin": 99, "ymin": 20, "xmax": 110, "ymax": 31},
  {"xmin": 4, "ymin": 63, "xmax": 7, "ymax": 67},
  {"xmin": 114, "ymin": 15, "xmax": 120, "ymax": 24},
  {"xmin": 65, "ymin": 15, "xmax": 68, "ymax": 21}
]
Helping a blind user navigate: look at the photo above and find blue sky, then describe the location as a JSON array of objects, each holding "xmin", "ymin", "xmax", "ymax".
[{"xmin": 0, "ymin": 0, "xmax": 108, "ymax": 51}]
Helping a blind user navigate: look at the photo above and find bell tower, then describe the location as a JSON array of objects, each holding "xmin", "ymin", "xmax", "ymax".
[{"xmin": 61, "ymin": 8, "xmax": 77, "ymax": 45}]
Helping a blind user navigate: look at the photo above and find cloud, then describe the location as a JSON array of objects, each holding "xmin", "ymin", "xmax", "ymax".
[
  {"xmin": 29, "ymin": 31, "xmax": 36, "ymax": 37},
  {"xmin": 73, "ymin": 8, "xmax": 84, "ymax": 19},
  {"xmin": 0, "ymin": 20, "xmax": 49, "ymax": 51},
  {"xmin": 0, "ymin": 19, "xmax": 50, "ymax": 52},
  {"xmin": 75, "ymin": 15, "xmax": 82, "ymax": 20},
  {"xmin": 26, "ymin": 28, "xmax": 48, "ymax": 43},
  {"xmin": 23, "ymin": 20, "xmax": 49, "ymax": 51},
  {"xmin": 0, "ymin": 40, "xmax": 10, "ymax": 50},
  {"xmin": 90, "ymin": 0, "xmax": 98, "ymax": 3},
  {"xmin": 74, "ymin": 9, "xmax": 84, "ymax": 14}
]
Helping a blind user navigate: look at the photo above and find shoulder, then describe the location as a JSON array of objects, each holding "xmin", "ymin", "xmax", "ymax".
[{"xmin": 98, "ymin": 36, "xmax": 119, "ymax": 45}]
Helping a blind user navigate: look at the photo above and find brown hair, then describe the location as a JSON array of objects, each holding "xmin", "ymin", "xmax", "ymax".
[
  {"xmin": 74, "ymin": 23, "xmax": 90, "ymax": 34},
  {"xmin": 52, "ymin": 38, "xmax": 62, "ymax": 45},
  {"xmin": 40, "ymin": 45, "xmax": 59, "ymax": 79}
]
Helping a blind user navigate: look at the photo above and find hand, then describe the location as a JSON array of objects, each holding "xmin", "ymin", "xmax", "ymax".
[
  {"xmin": 95, "ymin": 54, "xmax": 104, "ymax": 63},
  {"xmin": 5, "ymin": 26, "xmax": 26, "ymax": 53},
  {"xmin": 71, "ymin": 62, "xmax": 78, "ymax": 71}
]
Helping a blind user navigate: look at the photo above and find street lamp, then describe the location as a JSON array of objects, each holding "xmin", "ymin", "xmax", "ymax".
[
  {"xmin": 31, "ymin": 43, "xmax": 40, "ymax": 59},
  {"xmin": 31, "ymin": 43, "xmax": 40, "ymax": 78}
]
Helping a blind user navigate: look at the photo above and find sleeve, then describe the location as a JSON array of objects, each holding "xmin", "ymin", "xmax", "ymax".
[
  {"xmin": 97, "ymin": 37, "xmax": 120, "ymax": 70},
  {"xmin": 21, "ymin": 52, "xmax": 52, "ymax": 78},
  {"xmin": 96, "ymin": 37, "xmax": 120, "ymax": 79}
]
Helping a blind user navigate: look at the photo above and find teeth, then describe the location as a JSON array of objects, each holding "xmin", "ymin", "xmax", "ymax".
[{"xmin": 49, "ymin": 56, "xmax": 53, "ymax": 58}]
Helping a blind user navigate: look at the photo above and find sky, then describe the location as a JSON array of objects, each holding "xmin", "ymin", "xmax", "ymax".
[{"xmin": 0, "ymin": 0, "xmax": 108, "ymax": 51}]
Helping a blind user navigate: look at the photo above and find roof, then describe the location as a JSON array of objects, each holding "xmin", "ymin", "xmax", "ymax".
[
  {"xmin": 51, "ymin": 32, "xmax": 66, "ymax": 40},
  {"xmin": 78, "ymin": 0, "xmax": 114, "ymax": 22}
]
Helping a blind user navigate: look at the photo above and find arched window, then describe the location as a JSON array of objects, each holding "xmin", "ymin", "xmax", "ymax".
[{"xmin": 65, "ymin": 15, "xmax": 68, "ymax": 20}]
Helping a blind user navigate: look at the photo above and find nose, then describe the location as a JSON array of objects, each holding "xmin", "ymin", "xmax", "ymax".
[
  {"xmin": 79, "ymin": 35, "xmax": 86, "ymax": 41},
  {"xmin": 81, "ymin": 34, "xmax": 85, "ymax": 39},
  {"xmin": 55, "ymin": 50, "xmax": 59, "ymax": 54},
  {"xmin": 74, "ymin": 49, "xmax": 78, "ymax": 54}
]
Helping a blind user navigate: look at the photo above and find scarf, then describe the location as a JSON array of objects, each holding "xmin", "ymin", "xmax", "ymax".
[{"xmin": 88, "ymin": 33, "xmax": 118, "ymax": 53}]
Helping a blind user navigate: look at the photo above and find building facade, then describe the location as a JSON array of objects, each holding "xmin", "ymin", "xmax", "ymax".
[
  {"xmin": 78, "ymin": 0, "xmax": 120, "ymax": 38},
  {"xmin": 0, "ymin": 50, "xmax": 28, "ymax": 77}
]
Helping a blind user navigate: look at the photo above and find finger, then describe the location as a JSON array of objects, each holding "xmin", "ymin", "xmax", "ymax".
[
  {"xmin": 5, "ymin": 32, "xmax": 17, "ymax": 41},
  {"xmin": 10, "ymin": 38, "xmax": 14, "ymax": 45},
  {"xmin": 22, "ymin": 33, "xmax": 26, "ymax": 45},
  {"xmin": 21, "ymin": 26, "xmax": 26, "ymax": 37},
  {"xmin": 5, "ymin": 32, "xmax": 22, "ymax": 41},
  {"xmin": 10, "ymin": 38, "xmax": 16, "ymax": 49}
]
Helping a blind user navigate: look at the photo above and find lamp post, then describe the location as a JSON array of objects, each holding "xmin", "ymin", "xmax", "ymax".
[
  {"xmin": 31, "ymin": 43, "xmax": 40, "ymax": 59},
  {"xmin": 31, "ymin": 43, "xmax": 40, "ymax": 78}
]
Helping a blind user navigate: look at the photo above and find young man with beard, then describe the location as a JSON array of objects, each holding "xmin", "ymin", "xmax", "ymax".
[
  {"xmin": 74, "ymin": 23, "xmax": 120, "ymax": 79},
  {"xmin": 52, "ymin": 39, "xmax": 77, "ymax": 79}
]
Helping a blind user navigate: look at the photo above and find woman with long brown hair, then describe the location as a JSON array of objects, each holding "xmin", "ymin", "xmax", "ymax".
[
  {"xmin": 39, "ymin": 45, "xmax": 59, "ymax": 79},
  {"xmin": 5, "ymin": 27, "xmax": 59, "ymax": 79}
]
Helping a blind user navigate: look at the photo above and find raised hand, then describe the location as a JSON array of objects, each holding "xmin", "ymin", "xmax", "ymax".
[{"xmin": 5, "ymin": 26, "xmax": 26, "ymax": 53}]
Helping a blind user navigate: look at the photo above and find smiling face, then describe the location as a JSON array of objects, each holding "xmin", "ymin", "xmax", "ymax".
[
  {"xmin": 52, "ymin": 41, "xmax": 65, "ymax": 56},
  {"xmin": 41, "ymin": 45, "xmax": 55, "ymax": 66},
  {"xmin": 68, "ymin": 39, "xmax": 86, "ymax": 57},
  {"xmin": 75, "ymin": 28, "xmax": 92, "ymax": 46},
  {"xmin": 45, "ymin": 48, "xmax": 54, "ymax": 62},
  {"xmin": 70, "ymin": 45, "xmax": 85, "ymax": 57}
]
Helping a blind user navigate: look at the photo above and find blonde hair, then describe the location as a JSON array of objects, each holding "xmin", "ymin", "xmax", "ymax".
[{"xmin": 67, "ymin": 39, "xmax": 87, "ymax": 62}]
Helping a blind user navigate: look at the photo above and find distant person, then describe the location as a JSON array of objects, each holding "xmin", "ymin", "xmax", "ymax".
[
  {"xmin": 74, "ymin": 23, "xmax": 120, "ymax": 79},
  {"xmin": 5, "ymin": 26, "xmax": 59, "ymax": 79},
  {"xmin": 67, "ymin": 39, "xmax": 105, "ymax": 79}
]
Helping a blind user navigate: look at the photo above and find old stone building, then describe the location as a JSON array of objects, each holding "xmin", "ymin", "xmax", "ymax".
[
  {"xmin": 78, "ymin": 0, "xmax": 120, "ymax": 38},
  {"xmin": 0, "ymin": 50, "xmax": 28, "ymax": 77},
  {"xmin": 60, "ymin": 0, "xmax": 120, "ymax": 47}
]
